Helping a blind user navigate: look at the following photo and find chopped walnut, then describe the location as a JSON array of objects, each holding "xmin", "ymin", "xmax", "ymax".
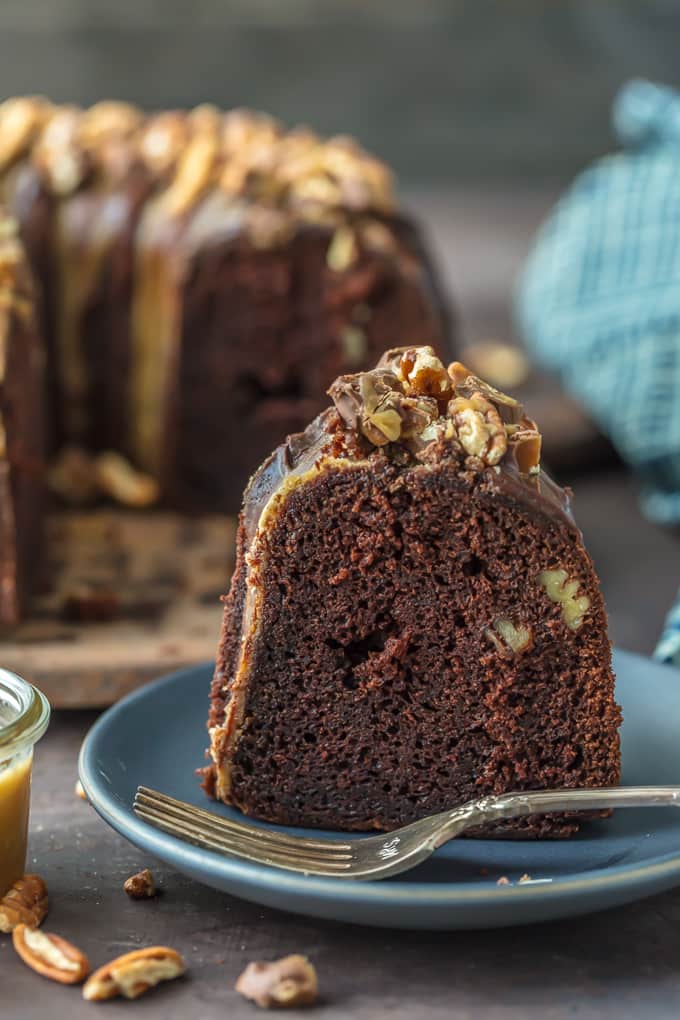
[
  {"xmin": 329, "ymin": 368, "xmax": 440, "ymax": 446},
  {"xmin": 397, "ymin": 395, "xmax": 441, "ymax": 439},
  {"xmin": 448, "ymin": 361, "xmax": 524, "ymax": 425},
  {"xmin": 359, "ymin": 373, "xmax": 439, "ymax": 446},
  {"xmin": 356, "ymin": 370, "xmax": 402, "ymax": 444},
  {"xmin": 235, "ymin": 954, "xmax": 318, "ymax": 1009},
  {"xmin": 326, "ymin": 225, "xmax": 357, "ymax": 272},
  {"xmin": 215, "ymin": 120, "xmax": 393, "ymax": 216},
  {"xmin": 448, "ymin": 393, "xmax": 507, "ymax": 465},
  {"xmin": 124, "ymin": 869, "xmax": 156, "ymax": 899},
  {"xmin": 486, "ymin": 617, "xmax": 532, "ymax": 654},
  {"xmin": 329, "ymin": 346, "xmax": 544, "ymax": 473},
  {"xmin": 538, "ymin": 568, "xmax": 590, "ymax": 629},
  {"xmin": 399, "ymin": 347, "xmax": 452, "ymax": 406}
]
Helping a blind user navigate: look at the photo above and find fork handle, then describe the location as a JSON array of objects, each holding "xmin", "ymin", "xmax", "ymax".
[{"xmin": 435, "ymin": 785, "xmax": 680, "ymax": 845}]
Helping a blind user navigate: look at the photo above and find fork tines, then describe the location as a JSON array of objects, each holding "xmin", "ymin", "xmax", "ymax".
[{"xmin": 133, "ymin": 786, "xmax": 354, "ymax": 874}]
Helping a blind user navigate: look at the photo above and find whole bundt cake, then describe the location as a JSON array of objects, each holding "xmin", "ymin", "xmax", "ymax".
[
  {"xmin": 0, "ymin": 98, "xmax": 451, "ymax": 514},
  {"xmin": 204, "ymin": 346, "xmax": 621, "ymax": 836}
]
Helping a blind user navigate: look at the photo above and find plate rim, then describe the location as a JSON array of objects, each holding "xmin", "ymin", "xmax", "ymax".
[{"xmin": 78, "ymin": 648, "xmax": 680, "ymax": 911}]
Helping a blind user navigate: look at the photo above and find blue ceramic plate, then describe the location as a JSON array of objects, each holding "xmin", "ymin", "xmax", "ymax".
[{"xmin": 79, "ymin": 649, "xmax": 680, "ymax": 930}]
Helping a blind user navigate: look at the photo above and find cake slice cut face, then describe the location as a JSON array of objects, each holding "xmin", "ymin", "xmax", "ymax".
[{"xmin": 205, "ymin": 347, "xmax": 621, "ymax": 836}]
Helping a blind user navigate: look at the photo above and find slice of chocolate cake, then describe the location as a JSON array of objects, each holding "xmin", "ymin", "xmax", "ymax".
[
  {"xmin": 204, "ymin": 346, "xmax": 621, "ymax": 836},
  {"xmin": 0, "ymin": 211, "xmax": 45, "ymax": 626}
]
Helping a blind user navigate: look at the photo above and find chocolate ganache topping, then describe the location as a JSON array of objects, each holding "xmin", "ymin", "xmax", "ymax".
[
  {"xmin": 329, "ymin": 346, "xmax": 542, "ymax": 470},
  {"xmin": 241, "ymin": 346, "xmax": 575, "ymax": 545}
]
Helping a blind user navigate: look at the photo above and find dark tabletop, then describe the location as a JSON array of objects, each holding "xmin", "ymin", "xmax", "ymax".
[{"xmin": 4, "ymin": 193, "xmax": 680, "ymax": 1018}]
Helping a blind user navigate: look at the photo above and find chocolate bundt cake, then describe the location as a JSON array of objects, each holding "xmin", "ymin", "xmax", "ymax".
[
  {"xmin": 0, "ymin": 211, "xmax": 45, "ymax": 626},
  {"xmin": 205, "ymin": 346, "xmax": 621, "ymax": 836},
  {"xmin": 0, "ymin": 98, "xmax": 451, "ymax": 513}
]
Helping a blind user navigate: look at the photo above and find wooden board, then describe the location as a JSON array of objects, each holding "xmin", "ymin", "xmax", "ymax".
[{"xmin": 1, "ymin": 511, "xmax": 236, "ymax": 708}]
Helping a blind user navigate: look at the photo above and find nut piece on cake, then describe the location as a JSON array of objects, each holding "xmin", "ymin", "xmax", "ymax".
[
  {"xmin": 235, "ymin": 955, "xmax": 319, "ymax": 1009},
  {"xmin": 203, "ymin": 345, "xmax": 621, "ymax": 837}
]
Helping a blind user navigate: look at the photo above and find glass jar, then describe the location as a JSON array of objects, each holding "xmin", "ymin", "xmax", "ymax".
[{"xmin": 0, "ymin": 669, "xmax": 50, "ymax": 897}]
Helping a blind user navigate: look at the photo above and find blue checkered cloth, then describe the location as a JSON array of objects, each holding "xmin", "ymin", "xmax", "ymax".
[{"xmin": 516, "ymin": 79, "xmax": 680, "ymax": 667}]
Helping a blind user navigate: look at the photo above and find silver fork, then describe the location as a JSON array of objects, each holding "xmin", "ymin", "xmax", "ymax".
[{"xmin": 133, "ymin": 785, "xmax": 680, "ymax": 881}]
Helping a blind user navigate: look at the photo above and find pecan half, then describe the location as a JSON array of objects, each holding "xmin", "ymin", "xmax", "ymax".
[
  {"xmin": 82, "ymin": 946, "xmax": 186, "ymax": 1001},
  {"xmin": 12, "ymin": 924, "xmax": 90, "ymax": 984},
  {"xmin": 0, "ymin": 875, "xmax": 48, "ymax": 933},
  {"xmin": 448, "ymin": 393, "xmax": 507, "ymax": 465},
  {"xmin": 123, "ymin": 869, "xmax": 156, "ymax": 899},
  {"xmin": 235, "ymin": 954, "xmax": 318, "ymax": 1009}
]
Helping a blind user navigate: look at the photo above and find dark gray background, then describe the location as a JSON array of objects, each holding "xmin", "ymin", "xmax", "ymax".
[{"xmin": 1, "ymin": 0, "xmax": 679, "ymax": 184}]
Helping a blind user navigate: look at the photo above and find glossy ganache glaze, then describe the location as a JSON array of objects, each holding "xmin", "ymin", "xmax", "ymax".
[{"xmin": 241, "ymin": 348, "xmax": 575, "ymax": 547}]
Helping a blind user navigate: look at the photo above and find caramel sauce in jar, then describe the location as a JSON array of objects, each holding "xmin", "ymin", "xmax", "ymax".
[{"xmin": 0, "ymin": 671, "xmax": 50, "ymax": 898}]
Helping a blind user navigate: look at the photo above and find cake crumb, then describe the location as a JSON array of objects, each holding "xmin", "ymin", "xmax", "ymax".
[
  {"xmin": 496, "ymin": 876, "xmax": 510, "ymax": 886},
  {"xmin": 74, "ymin": 780, "xmax": 87, "ymax": 801},
  {"xmin": 518, "ymin": 873, "xmax": 532, "ymax": 884}
]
